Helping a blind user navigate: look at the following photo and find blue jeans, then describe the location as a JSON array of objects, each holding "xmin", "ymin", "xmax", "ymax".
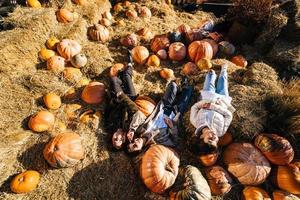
[{"xmin": 203, "ymin": 68, "xmax": 229, "ymax": 97}]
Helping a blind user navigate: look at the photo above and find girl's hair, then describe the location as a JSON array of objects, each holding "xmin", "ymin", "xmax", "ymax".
[{"xmin": 189, "ymin": 134, "xmax": 217, "ymax": 156}]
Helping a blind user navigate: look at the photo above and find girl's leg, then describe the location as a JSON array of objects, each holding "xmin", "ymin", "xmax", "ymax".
[
  {"xmin": 203, "ymin": 70, "xmax": 217, "ymax": 92},
  {"xmin": 216, "ymin": 64, "xmax": 229, "ymax": 97},
  {"xmin": 163, "ymin": 81, "xmax": 178, "ymax": 116},
  {"xmin": 122, "ymin": 50, "xmax": 136, "ymax": 99},
  {"xmin": 175, "ymin": 85, "xmax": 193, "ymax": 115}
]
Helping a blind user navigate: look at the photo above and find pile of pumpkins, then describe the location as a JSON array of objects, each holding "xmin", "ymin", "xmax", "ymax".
[
  {"xmin": 113, "ymin": 1, "xmax": 152, "ymax": 21},
  {"xmin": 139, "ymin": 133, "xmax": 300, "ymax": 199},
  {"xmin": 88, "ymin": 11, "xmax": 112, "ymax": 43}
]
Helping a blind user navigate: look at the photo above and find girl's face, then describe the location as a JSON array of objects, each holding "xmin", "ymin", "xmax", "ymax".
[
  {"xmin": 112, "ymin": 129, "xmax": 126, "ymax": 149},
  {"xmin": 127, "ymin": 138, "xmax": 144, "ymax": 153}
]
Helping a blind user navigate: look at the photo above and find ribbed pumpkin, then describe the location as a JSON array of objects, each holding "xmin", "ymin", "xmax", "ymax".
[
  {"xmin": 146, "ymin": 55, "xmax": 160, "ymax": 68},
  {"xmin": 160, "ymin": 68, "xmax": 175, "ymax": 80},
  {"xmin": 63, "ymin": 67, "xmax": 83, "ymax": 83},
  {"xmin": 219, "ymin": 41, "xmax": 235, "ymax": 55},
  {"xmin": 71, "ymin": 53, "xmax": 87, "ymax": 68},
  {"xmin": 223, "ymin": 143, "xmax": 271, "ymax": 185},
  {"xmin": 46, "ymin": 37, "xmax": 59, "ymax": 50},
  {"xmin": 218, "ymin": 132, "xmax": 233, "ymax": 146},
  {"xmin": 38, "ymin": 48, "xmax": 55, "ymax": 61},
  {"xmin": 242, "ymin": 186, "xmax": 271, "ymax": 200},
  {"xmin": 231, "ymin": 55, "xmax": 248, "ymax": 67},
  {"xmin": 43, "ymin": 92, "xmax": 61, "ymax": 110},
  {"xmin": 156, "ymin": 49, "xmax": 168, "ymax": 60},
  {"xmin": 273, "ymin": 190, "xmax": 300, "ymax": 200},
  {"xmin": 56, "ymin": 9, "xmax": 78, "ymax": 23},
  {"xmin": 88, "ymin": 24, "xmax": 110, "ymax": 42},
  {"xmin": 170, "ymin": 165, "xmax": 211, "ymax": 200},
  {"xmin": 57, "ymin": 39, "xmax": 81, "ymax": 61},
  {"xmin": 131, "ymin": 46, "xmax": 149, "ymax": 64},
  {"xmin": 199, "ymin": 151, "xmax": 218, "ymax": 167},
  {"xmin": 136, "ymin": 28, "xmax": 153, "ymax": 41},
  {"xmin": 26, "ymin": 0, "xmax": 41, "ymax": 8},
  {"xmin": 168, "ymin": 42, "xmax": 186, "ymax": 61},
  {"xmin": 185, "ymin": 29, "xmax": 206, "ymax": 43},
  {"xmin": 150, "ymin": 34, "xmax": 170, "ymax": 53},
  {"xmin": 120, "ymin": 33, "xmax": 139, "ymax": 48},
  {"xmin": 47, "ymin": 55, "xmax": 65, "ymax": 74},
  {"xmin": 28, "ymin": 111, "xmax": 55, "ymax": 132},
  {"xmin": 140, "ymin": 145, "xmax": 180, "ymax": 194},
  {"xmin": 205, "ymin": 166, "xmax": 232, "ymax": 195},
  {"xmin": 254, "ymin": 133, "xmax": 294, "ymax": 165},
  {"xmin": 135, "ymin": 96, "xmax": 156, "ymax": 117},
  {"xmin": 181, "ymin": 62, "xmax": 198, "ymax": 76},
  {"xmin": 274, "ymin": 162, "xmax": 300, "ymax": 194},
  {"xmin": 81, "ymin": 82, "xmax": 105, "ymax": 104},
  {"xmin": 202, "ymin": 39, "xmax": 218, "ymax": 56},
  {"xmin": 196, "ymin": 58, "xmax": 212, "ymax": 71},
  {"xmin": 188, "ymin": 41, "xmax": 213, "ymax": 63},
  {"xmin": 177, "ymin": 24, "xmax": 191, "ymax": 36},
  {"xmin": 109, "ymin": 63, "xmax": 124, "ymax": 77},
  {"xmin": 139, "ymin": 6, "xmax": 151, "ymax": 18},
  {"xmin": 43, "ymin": 132, "xmax": 84, "ymax": 168},
  {"xmin": 10, "ymin": 170, "xmax": 40, "ymax": 194},
  {"xmin": 126, "ymin": 9, "xmax": 138, "ymax": 19}
]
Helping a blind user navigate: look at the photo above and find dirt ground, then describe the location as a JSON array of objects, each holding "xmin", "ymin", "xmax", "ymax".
[{"xmin": 0, "ymin": 0, "xmax": 299, "ymax": 199}]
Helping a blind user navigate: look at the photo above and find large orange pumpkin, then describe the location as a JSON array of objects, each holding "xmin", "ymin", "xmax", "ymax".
[
  {"xmin": 202, "ymin": 39, "xmax": 218, "ymax": 56},
  {"xmin": 168, "ymin": 42, "xmax": 186, "ymax": 61},
  {"xmin": 150, "ymin": 34, "xmax": 170, "ymax": 53},
  {"xmin": 81, "ymin": 82, "xmax": 105, "ymax": 104},
  {"xmin": 57, "ymin": 39, "xmax": 81, "ymax": 61},
  {"xmin": 28, "ymin": 111, "xmax": 55, "ymax": 132},
  {"xmin": 47, "ymin": 55, "xmax": 65, "ymax": 74},
  {"xmin": 205, "ymin": 165, "xmax": 232, "ymax": 195},
  {"xmin": 131, "ymin": 46, "xmax": 149, "ymax": 64},
  {"xmin": 140, "ymin": 145, "xmax": 180, "ymax": 194},
  {"xmin": 43, "ymin": 92, "xmax": 61, "ymax": 110},
  {"xmin": 43, "ymin": 132, "xmax": 84, "ymax": 168},
  {"xmin": 188, "ymin": 41, "xmax": 213, "ymax": 63},
  {"xmin": 223, "ymin": 143, "xmax": 271, "ymax": 185},
  {"xmin": 242, "ymin": 186, "xmax": 271, "ymax": 200},
  {"xmin": 10, "ymin": 170, "xmax": 40, "ymax": 194},
  {"xmin": 88, "ymin": 24, "xmax": 110, "ymax": 42},
  {"xmin": 273, "ymin": 190, "xmax": 300, "ymax": 200},
  {"xmin": 199, "ymin": 151, "xmax": 218, "ymax": 167},
  {"xmin": 255, "ymin": 133, "xmax": 294, "ymax": 165},
  {"xmin": 135, "ymin": 96, "xmax": 156, "ymax": 117},
  {"xmin": 218, "ymin": 132, "xmax": 233, "ymax": 146},
  {"xmin": 56, "ymin": 9, "xmax": 78, "ymax": 23}
]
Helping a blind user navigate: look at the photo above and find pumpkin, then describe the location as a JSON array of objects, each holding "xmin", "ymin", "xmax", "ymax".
[
  {"xmin": 160, "ymin": 68, "xmax": 175, "ymax": 80},
  {"xmin": 254, "ymin": 133, "xmax": 294, "ymax": 165},
  {"xmin": 196, "ymin": 58, "xmax": 212, "ymax": 71},
  {"xmin": 123, "ymin": 1, "xmax": 131, "ymax": 7},
  {"xmin": 126, "ymin": 9, "xmax": 138, "ymax": 19},
  {"xmin": 10, "ymin": 170, "xmax": 40, "ymax": 193},
  {"xmin": 140, "ymin": 144, "xmax": 180, "ymax": 194},
  {"xmin": 168, "ymin": 42, "xmax": 186, "ymax": 61},
  {"xmin": 135, "ymin": 96, "xmax": 156, "ymax": 117},
  {"xmin": 100, "ymin": 18, "xmax": 111, "ymax": 27},
  {"xmin": 139, "ymin": 6, "xmax": 151, "ymax": 18},
  {"xmin": 219, "ymin": 41, "xmax": 235, "ymax": 55},
  {"xmin": 136, "ymin": 28, "xmax": 153, "ymax": 41},
  {"xmin": 202, "ymin": 39, "xmax": 218, "ymax": 56},
  {"xmin": 110, "ymin": 63, "xmax": 125, "ymax": 77},
  {"xmin": 169, "ymin": 31, "xmax": 183, "ymax": 43},
  {"xmin": 188, "ymin": 41, "xmax": 213, "ymax": 63},
  {"xmin": 43, "ymin": 132, "xmax": 84, "ymax": 168},
  {"xmin": 218, "ymin": 132, "xmax": 233, "ymax": 146},
  {"xmin": 26, "ymin": 0, "xmax": 41, "ymax": 8},
  {"xmin": 150, "ymin": 34, "xmax": 170, "ymax": 53},
  {"xmin": 231, "ymin": 55, "xmax": 248, "ymax": 67},
  {"xmin": 274, "ymin": 162, "xmax": 300, "ymax": 194},
  {"xmin": 71, "ymin": 53, "xmax": 87, "ymax": 68},
  {"xmin": 28, "ymin": 110, "xmax": 55, "ymax": 132},
  {"xmin": 43, "ymin": 92, "xmax": 61, "ymax": 110},
  {"xmin": 81, "ymin": 82, "xmax": 105, "ymax": 104},
  {"xmin": 199, "ymin": 151, "xmax": 218, "ymax": 167},
  {"xmin": 197, "ymin": 19, "xmax": 214, "ymax": 32},
  {"xmin": 185, "ymin": 29, "xmax": 206, "ymax": 43},
  {"xmin": 57, "ymin": 39, "xmax": 81, "ymax": 61},
  {"xmin": 156, "ymin": 49, "xmax": 168, "ymax": 60},
  {"xmin": 63, "ymin": 67, "xmax": 83, "ymax": 83},
  {"xmin": 131, "ymin": 46, "xmax": 149, "ymax": 64},
  {"xmin": 223, "ymin": 143, "xmax": 271, "ymax": 185},
  {"xmin": 146, "ymin": 55, "xmax": 160, "ymax": 68},
  {"xmin": 113, "ymin": 3, "xmax": 123, "ymax": 12},
  {"xmin": 205, "ymin": 166, "xmax": 232, "ymax": 195},
  {"xmin": 56, "ymin": 9, "xmax": 78, "ymax": 23},
  {"xmin": 72, "ymin": 0, "xmax": 86, "ymax": 5},
  {"xmin": 170, "ymin": 165, "xmax": 211, "ymax": 200},
  {"xmin": 242, "ymin": 186, "xmax": 271, "ymax": 200},
  {"xmin": 102, "ymin": 11, "xmax": 112, "ymax": 20},
  {"xmin": 120, "ymin": 33, "xmax": 139, "ymax": 48},
  {"xmin": 117, "ymin": 20, "xmax": 126, "ymax": 26},
  {"xmin": 181, "ymin": 62, "xmax": 198, "ymax": 76},
  {"xmin": 38, "ymin": 48, "xmax": 55, "ymax": 61},
  {"xmin": 46, "ymin": 37, "xmax": 59, "ymax": 50},
  {"xmin": 47, "ymin": 55, "xmax": 65, "ymax": 74},
  {"xmin": 273, "ymin": 190, "xmax": 300, "ymax": 200},
  {"xmin": 177, "ymin": 24, "xmax": 191, "ymax": 36},
  {"xmin": 88, "ymin": 24, "xmax": 110, "ymax": 42}
]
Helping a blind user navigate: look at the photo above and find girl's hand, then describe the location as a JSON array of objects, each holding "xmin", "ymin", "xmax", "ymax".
[
  {"xmin": 127, "ymin": 130, "xmax": 135, "ymax": 142},
  {"xmin": 164, "ymin": 117, "xmax": 174, "ymax": 129}
]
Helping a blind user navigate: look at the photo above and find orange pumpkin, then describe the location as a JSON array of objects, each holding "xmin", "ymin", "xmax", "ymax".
[
  {"xmin": 110, "ymin": 63, "xmax": 125, "ymax": 77},
  {"xmin": 231, "ymin": 55, "xmax": 248, "ymax": 67},
  {"xmin": 28, "ymin": 110, "xmax": 55, "ymax": 132},
  {"xmin": 71, "ymin": 53, "xmax": 87, "ymax": 68},
  {"xmin": 202, "ymin": 39, "xmax": 218, "ymax": 56},
  {"xmin": 63, "ymin": 67, "xmax": 83, "ymax": 83},
  {"xmin": 181, "ymin": 62, "xmax": 198, "ymax": 76},
  {"xmin": 81, "ymin": 82, "xmax": 105, "ymax": 104},
  {"xmin": 56, "ymin": 9, "xmax": 78, "ymax": 23},
  {"xmin": 242, "ymin": 186, "xmax": 271, "ymax": 200},
  {"xmin": 156, "ymin": 49, "xmax": 168, "ymax": 60},
  {"xmin": 43, "ymin": 132, "xmax": 84, "ymax": 168},
  {"xmin": 88, "ymin": 24, "xmax": 110, "ymax": 42},
  {"xmin": 126, "ymin": 9, "xmax": 138, "ymax": 19},
  {"xmin": 47, "ymin": 55, "xmax": 65, "ymax": 74},
  {"xmin": 274, "ymin": 162, "xmax": 300, "ymax": 194},
  {"xmin": 255, "ymin": 133, "xmax": 294, "ymax": 165},
  {"xmin": 72, "ymin": 0, "xmax": 86, "ymax": 5},
  {"xmin": 177, "ymin": 24, "xmax": 191, "ymax": 35},
  {"xmin": 43, "ymin": 92, "xmax": 61, "ymax": 110},
  {"xmin": 160, "ymin": 68, "xmax": 175, "ymax": 80},
  {"xmin": 102, "ymin": 11, "xmax": 112, "ymax": 20},
  {"xmin": 120, "ymin": 33, "xmax": 139, "ymax": 48},
  {"xmin": 199, "ymin": 151, "xmax": 218, "ymax": 166},
  {"xmin": 136, "ymin": 28, "xmax": 153, "ymax": 41},
  {"xmin": 219, "ymin": 41, "xmax": 235, "ymax": 55},
  {"xmin": 273, "ymin": 190, "xmax": 300, "ymax": 200},
  {"xmin": 196, "ymin": 58, "xmax": 212, "ymax": 71},
  {"xmin": 26, "ymin": 0, "xmax": 41, "ymax": 8},
  {"xmin": 57, "ymin": 39, "xmax": 81, "ymax": 61},
  {"xmin": 46, "ymin": 37, "xmax": 59, "ymax": 50},
  {"xmin": 146, "ymin": 55, "xmax": 160, "ymax": 68},
  {"xmin": 223, "ymin": 143, "xmax": 271, "ymax": 185},
  {"xmin": 10, "ymin": 170, "xmax": 40, "ymax": 193},
  {"xmin": 135, "ymin": 96, "xmax": 156, "ymax": 117},
  {"xmin": 150, "ymin": 34, "xmax": 170, "ymax": 53},
  {"xmin": 218, "ymin": 132, "xmax": 233, "ymax": 146},
  {"xmin": 38, "ymin": 48, "xmax": 55, "ymax": 61},
  {"xmin": 113, "ymin": 3, "xmax": 123, "ymax": 12},
  {"xmin": 168, "ymin": 42, "xmax": 186, "ymax": 61},
  {"xmin": 205, "ymin": 165, "xmax": 232, "ymax": 195},
  {"xmin": 139, "ymin": 6, "xmax": 151, "ymax": 18},
  {"xmin": 140, "ymin": 145, "xmax": 180, "ymax": 194},
  {"xmin": 188, "ymin": 41, "xmax": 213, "ymax": 63},
  {"xmin": 131, "ymin": 46, "xmax": 149, "ymax": 64}
]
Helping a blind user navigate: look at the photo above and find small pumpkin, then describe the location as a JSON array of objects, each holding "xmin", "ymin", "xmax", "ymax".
[
  {"xmin": 170, "ymin": 165, "xmax": 211, "ymax": 200},
  {"xmin": 160, "ymin": 68, "xmax": 175, "ymax": 80},
  {"xmin": 38, "ymin": 48, "xmax": 55, "ymax": 61},
  {"xmin": 102, "ymin": 11, "xmax": 112, "ymax": 20},
  {"xmin": 63, "ymin": 67, "xmax": 83, "ymax": 83},
  {"xmin": 56, "ymin": 9, "xmax": 78, "ymax": 23},
  {"xmin": 140, "ymin": 145, "xmax": 180, "ymax": 194},
  {"xmin": 71, "ymin": 53, "xmax": 87, "ymax": 68},
  {"xmin": 120, "ymin": 33, "xmax": 139, "ymax": 48},
  {"xmin": 146, "ymin": 55, "xmax": 160, "ymax": 68},
  {"xmin": 72, "ymin": 0, "xmax": 86, "ymax": 5},
  {"xmin": 168, "ymin": 42, "xmax": 186, "ymax": 61},
  {"xmin": 199, "ymin": 151, "xmax": 218, "ymax": 167},
  {"xmin": 218, "ymin": 132, "xmax": 233, "ymax": 146},
  {"xmin": 46, "ymin": 37, "xmax": 60, "ymax": 50},
  {"xmin": 188, "ymin": 41, "xmax": 213, "ymax": 63},
  {"xmin": 131, "ymin": 46, "xmax": 149, "ymax": 64},
  {"xmin": 43, "ymin": 92, "xmax": 61, "ymax": 110},
  {"xmin": 57, "ymin": 39, "xmax": 81, "ymax": 61},
  {"xmin": 126, "ymin": 9, "xmax": 138, "ymax": 19},
  {"xmin": 273, "ymin": 190, "xmax": 300, "ymax": 200},
  {"xmin": 113, "ymin": 3, "xmax": 123, "ymax": 12},
  {"xmin": 81, "ymin": 82, "xmax": 105, "ymax": 104},
  {"xmin": 202, "ymin": 39, "xmax": 218, "ymax": 56},
  {"xmin": 10, "ymin": 170, "xmax": 40, "ymax": 194},
  {"xmin": 100, "ymin": 18, "xmax": 112, "ymax": 27},
  {"xmin": 231, "ymin": 55, "xmax": 248, "ymax": 67},
  {"xmin": 185, "ymin": 29, "xmax": 206, "ymax": 43},
  {"xmin": 205, "ymin": 165, "xmax": 232, "ymax": 195},
  {"xmin": 110, "ymin": 63, "xmax": 124, "ymax": 77},
  {"xmin": 242, "ymin": 186, "xmax": 271, "ymax": 200},
  {"xmin": 139, "ymin": 6, "xmax": 151, "ymax": 18},
  {"xmin": 123, "ymin": 1, "xmax": 131, "ymax": 7},
  {"xmin": 177, "ymin": 24, "xmax": 191, "ymax": 36},
  {"xmin": 26, "ymin": 0, "xmax": 41, "ymax": 8},
  {"xmin": 181, "ymin": 62, "xmax": 198, "ymax": 76},
  {"xmin": 219, "ymin": 41, "xmax": 235, "ymax": 55},
  {"xmin": 43, "ymin": 132, "xmax": 84, "ymax": 168},
  {"xmin": 88, "ymin": 24, "xmax": 110, "ymax": 42},
  {"xmin": 136, "ymin": 28, "xmax": 153, "ymax": 41},
  {"xmin": 47, "ymin": 55, "xmax": 65, "ymax": 74},
  {"xmin": 196, "ymin": 58, "xmax": 212, "ymax": 71},
  {"xmin": 156, "ymin": 49, "xmax": 168, "ymax": 60},
  {"xmin": 28, "ymin": 111, "xmax": 55, "ymax": 132},
  {"xmin": 135, "ymin": 96, "xmax": 156, "ymax": 117},
  {"xmin": 150, "ymin": 34, "xmax": 170, "ymax": 53}
]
